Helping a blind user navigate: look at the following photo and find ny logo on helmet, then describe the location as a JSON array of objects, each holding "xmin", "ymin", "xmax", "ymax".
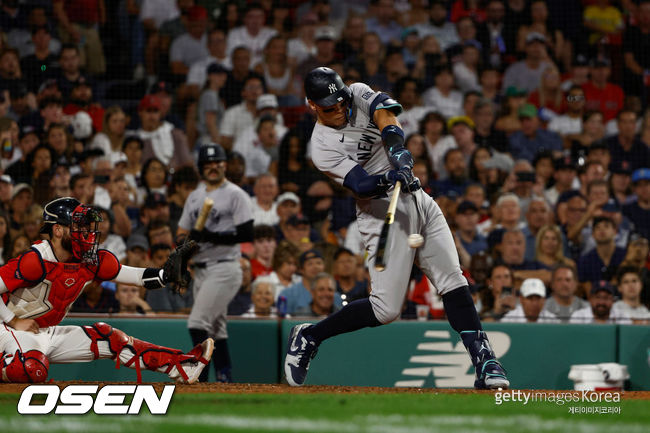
[{"xmin": 328, "ymin": 83, "xmax": 337, "ymax": 94}]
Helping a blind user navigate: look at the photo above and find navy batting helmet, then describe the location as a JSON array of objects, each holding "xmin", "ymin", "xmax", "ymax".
[
  {"xmin": 197, "ymin": 143, "xmax": 226, "ymax": 171},
  {"xmin": 40, "ymin": 197, "xmax": 81, "ymax": 233},
  {"xmin": 304, "ymin": 67, "xmax": 351, "ymax": 107}
]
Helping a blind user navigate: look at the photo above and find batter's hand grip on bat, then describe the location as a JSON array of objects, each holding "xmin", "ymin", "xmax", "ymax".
[{"xmin": 374, "ymin": 181, "xmax": 401, "ymax": 271}]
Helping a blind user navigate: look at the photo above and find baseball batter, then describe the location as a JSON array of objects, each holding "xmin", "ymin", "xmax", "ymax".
[
  {"xmin": 176, "ymin": 144, "xmax": 254, "ymax": 382},
  {"xmin": 0, "ymin": 197, "xmax": 210, "ymax": 384},
  {"xmin": 285, "ymin": 67, "xmax": 509, "ymax": 389}
]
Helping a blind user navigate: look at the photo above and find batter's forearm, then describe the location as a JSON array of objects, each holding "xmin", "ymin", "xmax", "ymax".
[{"xmin": 343, "ymin": 165, "xmax": 390, "ymax": 198}]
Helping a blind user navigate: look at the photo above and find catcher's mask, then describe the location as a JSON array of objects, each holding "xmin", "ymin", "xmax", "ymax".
[{"xmin": 70, "ymin": 205, "xmax": 102, "ymax": 265}]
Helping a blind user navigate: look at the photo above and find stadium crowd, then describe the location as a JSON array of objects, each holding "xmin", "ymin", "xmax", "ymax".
[{"xmin": 0, "ymin": 0, "xmax": 648, "ymax": 326}]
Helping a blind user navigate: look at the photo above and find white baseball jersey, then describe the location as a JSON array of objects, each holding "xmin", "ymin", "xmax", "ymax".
[{"xmin": 310, "ymin": 83, "xmax": 393, "ymax": 185}]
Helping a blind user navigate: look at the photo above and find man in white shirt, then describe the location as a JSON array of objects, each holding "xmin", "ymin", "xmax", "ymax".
[
  {"xmin": 186, "ymin": 28, "xmax": 230, "ymax": 91},
  {"xmin": 422, "ymin": 67, "xmax": 463, "ymax": 119},
  {"xmin": 413, "ymin": 0, "xmax": 459, "ymax": 51},
  {"xmin": 219, "ymin": 75, "xmax": 264, "ymax": 150},
  {"xmin": 250, "ymin": 173, "xmax": 280, "ymax": 226},
  {"xmin": 226, "ymin": 2, "xmax": 277, "ymax": 67},
  {"xmin": 501, "ymin": 278, "xmax": 560, "ymax": 323},
  {"xmin": 547, "ymin": 85, "xmax": 585, "ymax": 144},
  {"xmin": 569, "ymin": 281, "xmax": 632, "ymax": 324},
  {"xmin": 169, "ymin": 6, "xmax": 209, "ymax": 77}
]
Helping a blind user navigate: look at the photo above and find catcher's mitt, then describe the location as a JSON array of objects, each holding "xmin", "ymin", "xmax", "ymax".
[{"xmin": 163, "ymin": 240, "xmax": 199, "ymax": 293}]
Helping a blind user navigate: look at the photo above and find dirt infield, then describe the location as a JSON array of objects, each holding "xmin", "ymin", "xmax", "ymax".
[{"xmin": 0, "ymin": 382, "xmax": 648, "ymax": 399}]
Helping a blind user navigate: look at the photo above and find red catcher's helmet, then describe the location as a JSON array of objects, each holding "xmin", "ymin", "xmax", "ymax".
[{"xmin": 70, "ymin": 204, "xmax": 102, "ymax": 265}]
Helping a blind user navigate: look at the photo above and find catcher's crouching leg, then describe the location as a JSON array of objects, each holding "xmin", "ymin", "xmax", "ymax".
[
  {"xmin": 82, "ymin": 322, "xmax": 214, "ymax": 384},
  {"xmin": 1, "ymin": 350, "xmax": 49, "ymax": 383}
]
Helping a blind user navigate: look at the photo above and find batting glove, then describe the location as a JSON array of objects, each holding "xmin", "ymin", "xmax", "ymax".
[
  {"xmin": 388, "ymin": 149, "xmax": 414, "ymax": 171},
  {"xmin": 384, "ymin": 168, "xmax": 421, "ymax": 193}
]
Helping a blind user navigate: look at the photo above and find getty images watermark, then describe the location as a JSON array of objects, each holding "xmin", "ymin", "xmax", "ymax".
[{"xmin": 494, "ymin": 390, "xmax": 622, "ymax": 414}]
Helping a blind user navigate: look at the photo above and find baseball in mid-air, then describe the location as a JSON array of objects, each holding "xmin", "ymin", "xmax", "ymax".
[{"xmin": 408, "ymin": 234, "xmax": 424, "ymax": 248}]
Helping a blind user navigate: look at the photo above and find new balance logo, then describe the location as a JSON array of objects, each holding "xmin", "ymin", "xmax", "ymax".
[
  {"xmin": 395, "ymin": 330, "xmax": 510, "ymax": 388},
  {"xmin": 328, "ymin": 83, "xmax": 337, "ymax": 94}
]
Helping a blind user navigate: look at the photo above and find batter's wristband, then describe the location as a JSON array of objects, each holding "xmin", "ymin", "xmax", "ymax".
[{"xmin": 381, "ymin": 125, "xmax": 405, "ymax": 153}]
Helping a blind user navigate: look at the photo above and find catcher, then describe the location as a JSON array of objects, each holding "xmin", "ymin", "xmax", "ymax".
[{"xmin": 0, "ymin": 197, "xmax": 208, "ymax": 384}]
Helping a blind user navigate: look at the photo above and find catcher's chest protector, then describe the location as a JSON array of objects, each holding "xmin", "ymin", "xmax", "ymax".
[{"xmin": 0, "ymin": 242, "xmax": 120, "ymax": 327}]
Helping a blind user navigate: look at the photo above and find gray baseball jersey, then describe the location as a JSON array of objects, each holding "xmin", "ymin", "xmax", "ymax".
[
  {"xmin": 178, "ymin": 180, "xmax": 253, "ymax": 263},
  {"xmin": 311, "ymin": 82, "xmax": 467, "ymax": 324}
]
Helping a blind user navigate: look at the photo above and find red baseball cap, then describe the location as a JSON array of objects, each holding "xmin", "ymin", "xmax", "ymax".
[
  {"xmin": 138, "ymin": 94, "xmax": 161, "ymax": 111},
  {"xmin": 187, "ymin": 5, "xmax": 208, "ymax": 21}
]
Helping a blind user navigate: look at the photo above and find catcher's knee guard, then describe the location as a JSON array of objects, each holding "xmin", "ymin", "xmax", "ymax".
[
  {"xmin": 2, "ymin": 350, "xmax": 49, "ymax": 383},
  {"xmin": 82, "ymin": 322, "xmax": 198, "ymax": 383}
]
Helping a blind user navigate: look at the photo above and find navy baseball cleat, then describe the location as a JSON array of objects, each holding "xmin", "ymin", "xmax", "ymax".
[
  {"xmin": 284, "ymin": 323, "xmax": 319, "ymax": 386},
  {"xmin": 461, "ymin": 330, "xmax": 510, "ymax": 390}
]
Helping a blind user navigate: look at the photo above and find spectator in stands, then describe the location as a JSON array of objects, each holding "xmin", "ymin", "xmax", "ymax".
[
  {"xmin": 20, "ymin": 26, "xmax": 58, "ymax": 94},
  {"xmin": 136, "ymin": 158, "xmax": 167, "ymax": 206},
  {"xmin": 623, "ymin": 0, "xmax": 650, "ymax": 95},
  {"xmin": 251, "ymin": 173, "xmax": 279, "ymax": 226},
  {"xmin": 490, "ymin": 193, "xmax": 522, "ymax": 232},
  {"xmin": 454, "ymin": 200, "xmax": 487, "ymax": 268},
  {"xmin": 502, "ymin": 32, "xmax": 551, "ymax": 94},
  {"xmin": 435, "ymin": 148, "xmax": 470, "ymax": 197},
  {"xmin": 225, "ymin": 151, "xmax": 250, "ymax": 194},
  {"xmin": 219, "ymin": 75, "xmax": 264, "ymax": 150},
  {"xmin": 0, "ymin": 175, "xmax": 12, "ymax": 213},
  {"xmin": 295, "ymin": 25, "xmax": 337, "ymax": 87},
  {"xmin": 613, "ymin": 266, "xmax": 650, "ymax": 323},
  {"xmin": 9, "ymin": 233, "xmax": 30, "ymax": 258},
  {"xmin": 136, "ymin": 95, "xmax": 192, "ymax": 168},
  {"xmin": 582, "ymin": 58, "xmax": 623, "ymax": 123},
  {"xmin": 145, "ymin": 242, "xmax": 194, "ymax": 313},
  {"xmin": 414, "ymin": 0, "xmax": 460, "ymax": 51},
  {"xmin": 494, "ymin": 87, "xmax": 526, "ymax": 134},
  {"xmin": 394, "ymin": 77, "xmax": 427, "ymax": 138},
  {"xmin": 288, "ymin": 12, "xmax": 318, "ymax": 66},
  {"xmin": 122, "ymin": 135, "xmax": 143, "ymax": 191},
  {"xmin": 90, "ymin": 106, "xmax": 127, "ymax": 161},
  {"xmin": 411, "ymin": 35, "xmax": 447, "ymax": 90},
  {"xmin": 250, "ymin": 224, "xmax": 276, "ymax": 279},
  {"xmin": 269, "ymin": 240, "xmax": 301, "ymax": 295},
  {"xmin": 116, "ymin": 282, "xmax": 154, "ymax": 315},
  {"xmin": 476, "ymin": 0, "xmax": 507, "ymax": 69},
  {"xmin": 186, "ymin": 28, "xmax": 229, "ymax": 93},
  {"xmin": 63, "ymin": 77, "xmax": 104, "ymax": 132},
  {"xmin": 448, "ymin": 115, "xmax": 477, "ymax": 162},
  {"xmin": 54, "ymin": 44, "xmax": 86, "ymax": 102},
  {"xmin": 523, "ymin": 198, "xmax": 550, "ymax": 261},
  {"xmin": 220, "ymin": 46, "xmax": 258, "ymax": 109},
  {"xmin": 0, "ymin": 211, "xmax": 9, "ymax": 265},
  {"xmin": 227, "ymin": 256, "xmax": 254, "ymax": 316},
  {"xmin": 146, "ymin": 218, "xmax": 174, "ymax": 248},
  {"xmin": 333, "ymin": 247, "xmax": 368, "ymax": 304},
  {"xmin": 226, "ymin": 2, "xmax": 277, "ymax": 67},
  {"xmin": 241, "ymin": 275, "xmax": 277, "ymax": 318},
  {"xmin": 548, "ymin": 86, "xmax": 585, "ymax": 146},
  {"xmin": 365, "ymin": 0, "xmax": 402, "ymax": 45},
  {"xmin": 570, "ymin": 281, "xmax": 632, "ymax": 324},
  {"xmin": 501, "ymin": 277, "xmax": 559, "ymax": 323},
  {"xmin": 623, "ymin": 168, "xmax": 650, "ymax": 240},
  {"xmin": 96, "ymin": 207, "xmax": 126, "ymax": 262},
  {"xmin": 535, "ymin": 224, "xmax": 576, "ymax": 270},
  {"xmin": 516, "ymin": 0, "xmax": 564, "ymax": 64},
  {"xmin": 422, "ymin": 67, "xmax": 463, "ymax": 119},
  {"xmin": 52, "ymin": 0, "xmax": 106, "ymax": 76},
  {"xmin": 577, "ymin": 216, "xmax": 626, "ymax": 292},
  {"xmin": 277, "ymin": 131, "xmax": 317, "ymax": 196},
  {"xmin": 473, "ymin": 98, "xmax": 508, "ymax": 153},
  {"xmin": 0, "ymin": 48, "xmax": 26, "ymax": 96},
  {"xmin": 541, "ymin": 264, "xmax": 587, "ymax": 322},
  {"xmin": 168, "ymin": 166, "xmax": 199, "ymax": 230},
  {"xmin": 196, "ymin": 63, "xmax": 228, "ymax": 146},
  {"xmin": 606, "ymin": 110, "xmax": 649, "ymax": 172},
  {"xmin": 509, "ymin": 103, "xmax": 562, "ymax": 163},
  {"xmin": 21, "ymin": 204, "xmax": 42, "ymax": 243},
  {"xmin": 253, "ymin": 36, "xmax": 296, "ymax": 106},
  {"xmin": 279, "ymin": 249, "xmax": 325, "ymax": 314},
  {"xmin": 527, "ymin": 64, "xmax": 566, "ymax": 119},
  {"xmin": 137, "ymin": 193, "xmax": 171, "ymax": 237},
  {"xmin": 500, "ymin": 229, "xmax": 551, "ymax": 286},
  {"xmin": 583, "ymin": 0, "xmax": 624, "ymax": 57},
  {"xmin": 295, "ymin": 272, "xmax": 340, "ymax": 317},
  {"xmin": 71, "ymin": 281, "xmax": 119, "ymax": 314},
  {"xmin": 419, "ymin": 112, "xmax": 456, "ymax": 180},
  {"xmin": 124, "ymin": 234, "xmax": 149, "ymax": 268},
  {"xmin": 609, "ymin": 160, "xmax": 633, "ymax": 205},
  {"xmin": 148, "ymin": 81, "xmax": 184, "ymax": 130},
  {"xmin": 480, "ymin": 264, "xmax": 516, "ymax": 321},
  {"xmin": 169, "ymin": 5, "xmax": 209, "ymax": 78}
]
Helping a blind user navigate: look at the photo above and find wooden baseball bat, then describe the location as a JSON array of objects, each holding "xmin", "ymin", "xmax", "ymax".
[
  {"xmin": 374, "ymin": 181, "xmax": 401, "ymax": 271},
  {"xmin": 194, "ymin": 198, "xmax": 214, "ymax": 230}
]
